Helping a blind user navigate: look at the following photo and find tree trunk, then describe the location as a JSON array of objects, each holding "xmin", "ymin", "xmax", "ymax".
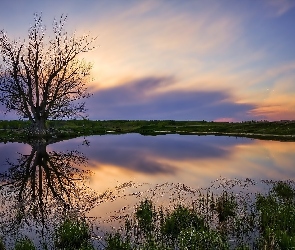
[{"xmin": 30, "ymin": 118, "xmax": 47, "ymax": 136}]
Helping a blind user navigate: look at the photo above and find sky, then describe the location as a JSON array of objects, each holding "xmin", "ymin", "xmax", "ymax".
[{"xmin": 0, "ymin": 0, "xmax": 295, "ymax": 121}]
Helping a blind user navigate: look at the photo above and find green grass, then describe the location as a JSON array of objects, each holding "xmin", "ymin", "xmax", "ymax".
[
  {"xmin": 14, "ymin": 238, "xmax": 35, "ymax": 250},
  {"xmin": 0, "ymin": 119, "xmax": 295, "ymax": 142},
  {"xmin": 256, "ymin": 182, "xmax": 295, "ymax": 249},
  {"xmin": 103, "ymin": 180, "xmax": 295, "ymax": 249},
  {"xmin": 104, "ymin": 198, "xmax": 232, "ymax": 249},
  {"xmin": 0, "ymin": 218, "xmax": 94, "ymax": 250},
  {"xmin": 0, "ymin": 238, "xmax": 5, "ymax": 250},
  {"xmin": 54, "ymin": 217, "xmax": 94, "ymax": 250},
  {"xmin": 1, "ymin": 180, "xmax": 295, "ymax": 249}
]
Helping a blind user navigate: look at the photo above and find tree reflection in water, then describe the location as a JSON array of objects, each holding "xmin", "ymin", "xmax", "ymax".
[{"xmin": 0, "ymin": 139, "xmax": 98, "ymax": 247}]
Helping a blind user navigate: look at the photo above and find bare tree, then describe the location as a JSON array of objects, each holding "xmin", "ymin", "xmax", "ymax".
[
  {"xmin": 0, "ymin": 14, "xmax": 95, "ymax": 135},
  {"xmin": 0, "ymin": 140, "xmax": 98, "ymax": 243}
]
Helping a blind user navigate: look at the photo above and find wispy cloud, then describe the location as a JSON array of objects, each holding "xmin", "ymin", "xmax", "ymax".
[
  {"xmin": 50, "ymin": 133, "xmax": 252, "ymax": 175},
  {"xmin": 0, "ymin": 0, "xmax": 294, "ymax": 121},
  {"xmin": 87, "ymin": 76, "xmax": 258, "ymax": 121},
  {"xmin": 81, "ymin": 0, "xmax": 242, "ymax": 89},
  {"xmin": 265, "ymin": 0, "xmax": 295, "ymax": 16}
]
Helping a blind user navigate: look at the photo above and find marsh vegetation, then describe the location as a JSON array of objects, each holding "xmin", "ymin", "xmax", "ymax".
[
  {"xmin": 1, "ymin": 180, "xmax": 295, "ymax": 249},
  {"xmin": 0, "ymin": 128, "xmax": 294, "ymax": 249},
  {"xmin": 0, "ymin": 119, "xmax": 295, "ymax": 142}
]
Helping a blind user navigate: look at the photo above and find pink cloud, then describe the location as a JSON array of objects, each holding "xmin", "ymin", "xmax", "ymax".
[
  {"xmin": 214, "ymin": 117, "xmax": 238, "ymax": 122},
  {"xmin": 265, "ymin": 0, "xmax": 295, "ymax": 16}
]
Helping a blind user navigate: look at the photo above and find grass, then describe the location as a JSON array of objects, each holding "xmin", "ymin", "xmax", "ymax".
[
  {"xmin": 0, "ymin": 238, "xmax": 5, "ymax": 250},
  {"xmin": 14, "ymin": 238, "xmax": 35, "ymax": 250},
  {"xmin": 54, "ymin": 217, "xmax": 94, "ymax": 250},
  {"xmin": 103, "ymin": 180, "xmax": 295, "ymax": 249},
  {"xmin": 104, "ymin": 198, "xmax": 233, "ymax": 249},
  {"xmin": 0, "ymin": 119, "xmax": 295, "ymax": 142},
  {"xmin": 0, "ymin": 218, "xmax": 94, "ymax": 250},
  {"xmin": 256, "ymin": 181, "xmax": 295, "ymax": 249},
  {"xmin": 0, "ymin": 180, "xmax": 295, "ymax": 249}
]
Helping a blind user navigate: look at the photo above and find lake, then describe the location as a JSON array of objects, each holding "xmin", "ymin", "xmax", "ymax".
[{"xmin": 1, "ymin": 134, "xmax": 295, "ymax": 248}]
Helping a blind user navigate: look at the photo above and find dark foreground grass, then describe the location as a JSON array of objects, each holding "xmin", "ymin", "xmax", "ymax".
[
  {"xmin": 54, "ymin": 217, "xmax": 94, "ymax": 250},
  {"xmin": 0, "ymin": 217, "xmax": 94, "ymax": 250},
  {"xmin": 104, "ymin": 181, "xmax": 295, "ymax": 249},
  {"xmin": 0, "ymin": 120, "xmax": 295, "ymax": 142},
  {"xmin": 1, "ymin": 180, "xmax": 295, "ymax": 249}
]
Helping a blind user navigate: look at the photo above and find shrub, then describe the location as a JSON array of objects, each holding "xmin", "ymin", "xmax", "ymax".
[
  {"xmin": 14, "ymin": 237, "xmax": 35, "ymax": 250},
  {"xmin": 54, "ymin": 217, "xmax": 93, "ymax": 249},
  {"xmin": 135, "ymin": 199, "xmax": 157, "ymax": 235},
  {"xmin": 178, "ymin": 227, "xmax": 229, "ymax": 250},
  {"xmin": 0, "ymin": 238, "xmax": 5, "ymax": 250},
  {"xmin": 105, "ymin": 232, "xmax": 132, "ymax": 250},
  {"xmin": 272, "ymin": 181, "xmax": 295, "ymax": 201},
  {"xmin": 256, "ymin": 182, "xmax": 295, "ymax": 249},
  {"xmin": 212, "ymin": 191, "xmax": 237, "ymax": 223},
  {"xmin": 161, "ymin": 205, "xmax": 205, "ymax": 241}
]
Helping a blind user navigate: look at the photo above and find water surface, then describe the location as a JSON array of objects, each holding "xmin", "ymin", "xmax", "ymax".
[
  {"xmin": 45, "ymin": 134, "xmax": 295, "ymax": 190},
  {"xmin": 1, "ymin": 134, "xmax": 295, "ymax": 247}
]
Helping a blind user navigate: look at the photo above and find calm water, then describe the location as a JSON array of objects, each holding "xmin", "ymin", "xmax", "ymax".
[
  {"xmin": 0, "ymin": 134, "xmax": 295, "ymax": 247},
  {"xmin": 49, "ymin": 134, "xmax": 295, "ymax": 190}
]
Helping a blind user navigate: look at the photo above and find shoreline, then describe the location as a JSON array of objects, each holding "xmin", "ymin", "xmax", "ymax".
[{"xmin": 0, "ymin": 119, "xmax": 295, "ymax": 142}]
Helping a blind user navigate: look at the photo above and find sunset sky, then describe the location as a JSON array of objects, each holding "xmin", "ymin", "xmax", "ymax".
[{"xmin": 0, "ymin": 0, "xmax": 295, "ymax": 121}]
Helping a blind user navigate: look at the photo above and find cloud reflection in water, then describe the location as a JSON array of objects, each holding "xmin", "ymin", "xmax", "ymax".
[{"xmin": 46, "ymin": 135, "xmax": 295, "ymax": 193}]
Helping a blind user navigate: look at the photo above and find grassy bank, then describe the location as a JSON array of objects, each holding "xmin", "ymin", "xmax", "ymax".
[
  {"xmin": 0, "ymin": 120, "xmax": 295, "ymax": 142},
  {"xmin": 1, "ymin": 180, "xmax": 295, "ymax": 249}
]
